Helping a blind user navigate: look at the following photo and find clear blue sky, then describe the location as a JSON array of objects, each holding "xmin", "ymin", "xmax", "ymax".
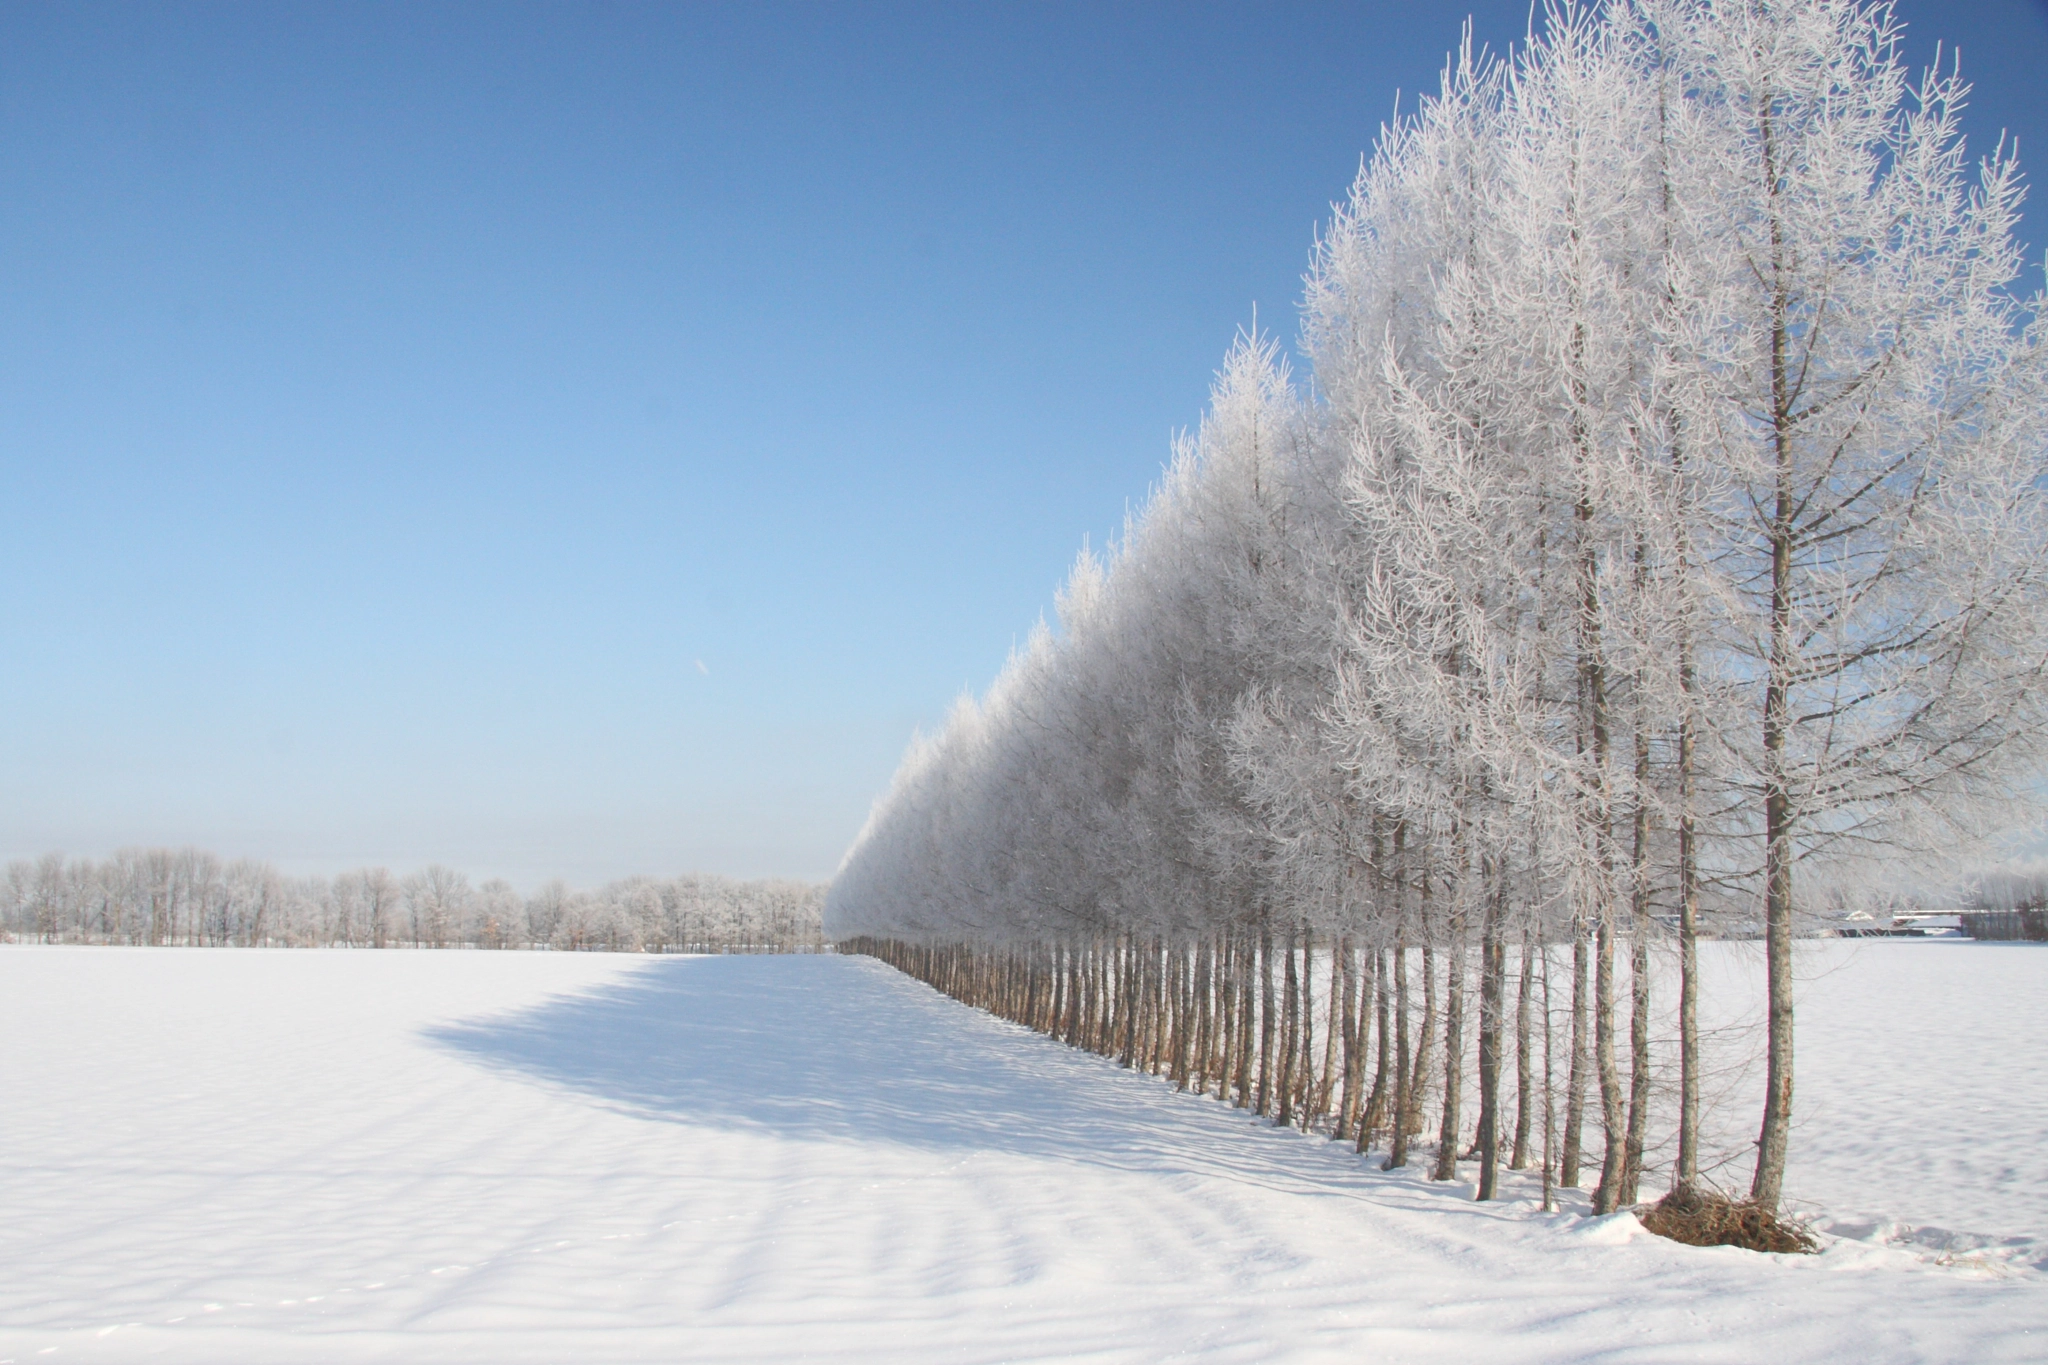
[{"xmin": 5, "ymin": 1, "xmax": 2044, "ymax": 887}]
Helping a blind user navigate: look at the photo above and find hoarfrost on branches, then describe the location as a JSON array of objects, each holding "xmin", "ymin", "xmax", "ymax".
[{"xmin": 828, "ymin": 0, "xmax": 2048, "ymax": 1210}]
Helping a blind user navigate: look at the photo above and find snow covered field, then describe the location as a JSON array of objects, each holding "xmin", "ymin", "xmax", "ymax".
[{"xmin": 2, "ymin": 942, "xmax": 2041, "ymax": 1363}]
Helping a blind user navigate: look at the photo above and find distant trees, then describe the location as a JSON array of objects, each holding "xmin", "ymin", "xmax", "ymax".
[
  {"xmin": 0, "ymin": 848, "xmax": 826, "ymax": 952},
  {"xmin": 829, "ymin": 0, "xmax": 2048, "ymax": 1212},
  {"xmin": 330, "ymin": 866, "xmax": 401, "ymax": 947}
]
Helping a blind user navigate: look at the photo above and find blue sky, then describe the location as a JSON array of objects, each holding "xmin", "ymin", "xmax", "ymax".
[{"xmin": 5, "ymin": 1, "xmax": 2045, "ymax": 887}]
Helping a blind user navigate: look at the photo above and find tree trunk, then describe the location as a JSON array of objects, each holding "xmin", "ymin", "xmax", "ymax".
[
  {"xmin": 1219, "ymin": 935, "xmax": 1238, "ymax": 1101},
  {"xmin": 1592, "ymin": 901, "xmax": 1625, "ymax": 1213},
  {"xmin": 1562, "ymin": 910, "xmax": 1589, "ymax": 1188},
  {"xmin": 1317, "ymin": 930, "xmax": 1342, "ymax": 1128},
  {"xmin": 1236, "ymin": 932, "xmax": 1257, "ymax": 1108},
  {"xmin": 1433, "ymin": 911, "xmax": 1466, "ymax": 1182},
  {"xmin": 1257, "ymin": 924, "xmax": 1277, "ymax": 1116},
  {"xmin": 1476, "ymin": 872, "xmax": 1505, "ymax": 1200},
  {"xmin": 1296, "ymin": 924, "xmax": 1319, "ymax": 1129},
  {"xmin": 1620, "ymin": 533, "xmax": 1655, "ymax": 1207},
  {"xmin": 1541, "ymin": 942, "xmax": 1556, "ymax": 1213},
  {"xmin": 1337, "ymin": 936, "xmax": 1363, "ymax": 1141},
  {"xmin": 1361, "ymin": 949, "xmax": 1390, "ymax": 1153},
  {"xmin": 1278, "ymin": 922, "xmax": 1299, "ymax": 1127},
  {"xmin": 1752, "ymin": 116, "xmax": 1797, "ymax": 1211},
  {"xmin": 1678, "ymin": 667, "xmax": 1702, "ymax": 1190},
  {"xmin": 1385, "ymin": 935, "xmax": 1411, "ymax": 1170},
  {"xmin": 1295, "ymin": 923, "xmax": 1316, "ymax": 1128},
  {"xmin": 1511, "ymin": 926, "xmax": 1534, "ymax": 1170},
  {"xmin": 1410, "ymin": 941, "xmax": 1438, "ymax": 1145},
  {"xmin": 1622, "ymin": 831, "xmax": 1652, "ymax": 1205}
]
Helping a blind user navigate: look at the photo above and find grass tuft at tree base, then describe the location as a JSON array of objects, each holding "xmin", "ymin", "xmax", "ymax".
[{"xmin": 1638, "ymin": 1185, "xmax": 1818, "ymax": 1255}]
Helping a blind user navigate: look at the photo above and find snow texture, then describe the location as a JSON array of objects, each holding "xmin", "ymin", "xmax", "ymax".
[{"xmin": 1, "ymin": 941, "xmax": 2041, "ymax": 1363}]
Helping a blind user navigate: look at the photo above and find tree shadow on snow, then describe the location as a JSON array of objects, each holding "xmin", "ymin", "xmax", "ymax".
[{"xmin": 422, "ymin": 953, "xmax": 1385, "ymax": 1189}]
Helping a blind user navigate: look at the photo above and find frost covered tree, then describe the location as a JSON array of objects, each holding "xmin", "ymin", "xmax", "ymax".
[
  {"xmin": 828, "ymin": 0, "xmax": 2048, "ymax": 1215},
  {"xmin": 3, "ymin": 852, "xmax": 824, "ymax": 952},
  {"xmin": 1619, "ymin": 0, "xmax": 2048, "ymax": 1207}
]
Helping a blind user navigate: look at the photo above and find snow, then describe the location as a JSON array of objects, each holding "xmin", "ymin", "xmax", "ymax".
[
  {"xmin": 1696, "ymin": 939, "xmax": 2048, "ymax": 1260},
  {"xmin": 1, "ymin": 943, "xmax": 2042, "ymax": 1363}
]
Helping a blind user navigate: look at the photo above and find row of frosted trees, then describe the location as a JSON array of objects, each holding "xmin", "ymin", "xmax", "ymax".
[
  {"xmin": 829, "ymin": 0, "xmax": 2048, "ymax": 1213},
  {"xmin": 2, "ymin": 848, "xmax": 826, "ymax": 953}
]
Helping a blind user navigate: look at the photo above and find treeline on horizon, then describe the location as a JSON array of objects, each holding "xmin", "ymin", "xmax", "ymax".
[
  {"xmin": 827, "ymin": 0, "xmax": 2048, "ymax": 1216},
  {"xmin": 1, "ymin": 847, "xmax": 827, "ymax": 953}
]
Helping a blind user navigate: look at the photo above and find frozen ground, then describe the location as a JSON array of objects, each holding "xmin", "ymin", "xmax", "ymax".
[
  {"xmin": 1690, "ymin": 938, "xmax": 2048, "ymax": 1260},
  {"xmin": 0, "ymin": 943, "xmax": 2041, "ymax": 1363}
]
